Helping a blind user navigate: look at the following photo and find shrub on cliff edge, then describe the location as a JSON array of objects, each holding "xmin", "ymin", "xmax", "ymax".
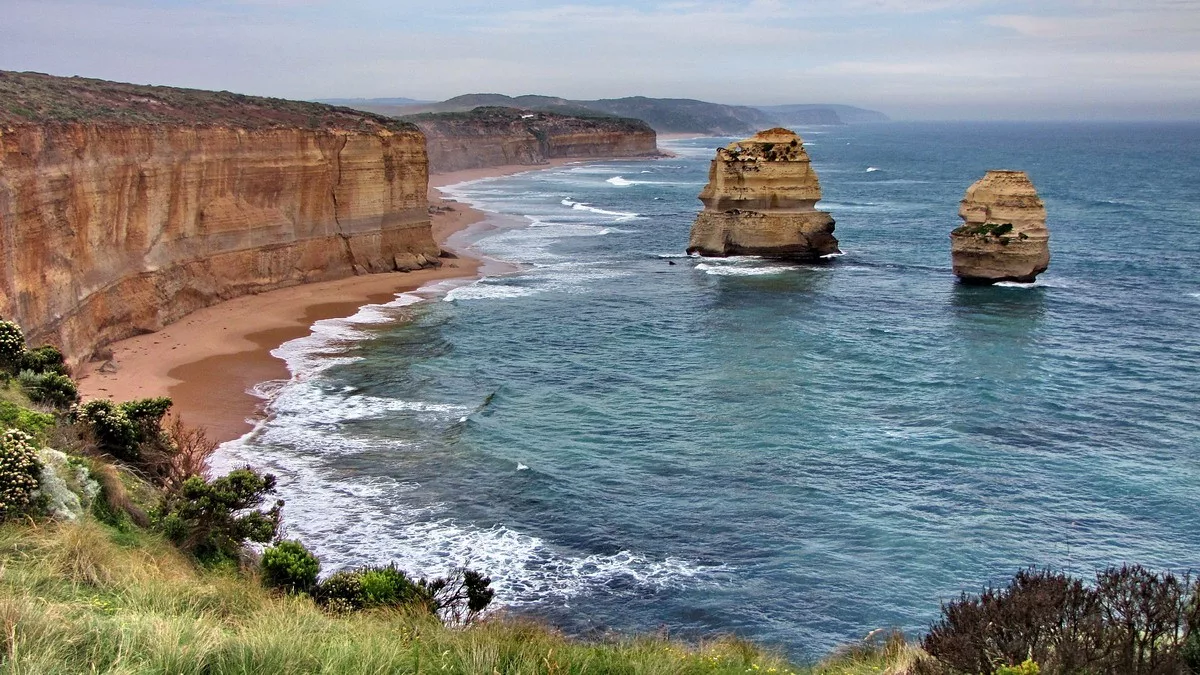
[
  {"xmin": 0, "ymin": 428, "xmax": 43, "ymax": 520},
  {"xmin": 260, "ymin": 539, "xmax": 321, "ymax": 594},
  {"xmin": 0, "ymin": 320, "xmax": 26, "ymax": 373},
  {"xmin": 18, "ymin": 370, "xmax": 79, "ymax": 408},
  {"xmin": 74, "ymin": 397, "xmax": 172, "ymax": 461},
  {"xmin": 156, "ymin": 467, "xmax": 282, "ymax": 562}
]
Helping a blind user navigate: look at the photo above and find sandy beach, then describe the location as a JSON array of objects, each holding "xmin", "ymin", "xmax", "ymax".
[{"xmin": 76, "ymin": 159, "xmax": 618, "ymax": 443}]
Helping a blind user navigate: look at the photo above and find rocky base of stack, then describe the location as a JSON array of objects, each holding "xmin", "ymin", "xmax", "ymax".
[
  {"xmin": 949, "ymin": 235, "xmax": 1050, "ymax": 283},
  {"xmin": 688, "ymin": 210, "xmax": 839, "ymax": 260}
]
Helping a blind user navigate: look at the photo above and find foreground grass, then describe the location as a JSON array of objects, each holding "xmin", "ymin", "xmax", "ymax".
[{"xmin": 0, "ymin": 520, "xmax": 921, "ymax": 674}]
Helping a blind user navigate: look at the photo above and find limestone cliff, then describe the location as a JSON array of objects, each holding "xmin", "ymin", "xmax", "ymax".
[
  {"xmin": 687, "ymin": 128, "xmax": 839, "ymax": 260},
  {"xmin": 951, "ymin": 170, "xmax": 1050, "ymax": 283},
  {"xmin": 0, "ymin": 71, "xmax": 438, "ymax": 367},
  {"xmin": 410, "ymin": 107, "xmax": 659, "ymax": 173}
]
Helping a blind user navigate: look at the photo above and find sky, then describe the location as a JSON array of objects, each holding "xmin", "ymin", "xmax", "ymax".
[{"xmin": 3, "ymin": 0, "xmax": 1199, "ymax": 120}]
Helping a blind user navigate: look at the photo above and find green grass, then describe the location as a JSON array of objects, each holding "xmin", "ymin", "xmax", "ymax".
[{"xmin": 0, "ymin": 519, "xmax": 926, "ymax": 674}]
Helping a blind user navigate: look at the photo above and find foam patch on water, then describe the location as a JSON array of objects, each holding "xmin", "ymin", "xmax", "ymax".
[
  {"xmin": 560, "ymin": 198, "xmax": 639, "ymax": 221},
  {"xmin": 866, "ymin": 166, "xmax": 882, "ymax": 172},
  {"xmin": 271, "ymin": 293, "xmax": 424, "ymax": 377},
  {"xmin": 695, "ymin": 262, "xmax": 790, "ymax": 277},
  {"xmin": 217, "ymin": 395, "xmax": 723, "ymax": 608},
  {"xmin": 446, "ymin": 282, "xmax": 540, "ymax": 302}
]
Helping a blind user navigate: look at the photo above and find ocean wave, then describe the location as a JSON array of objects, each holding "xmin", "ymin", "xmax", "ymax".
[
  {"xmin": 446, "ymin": 282, "xmax": 539, "ymax": 302},
  {"xmin": 270, "ymin": 293, "xmax": 424, "ymax": 377},
  {"xmin": 695, "ymin": 262, "xmax": 789, "ymax": 277},
  {"xmin": 217, "ymin": 429, "xmax": 723, "ymax": 608},
  {"xmin": 866, "ymin": 166, "xmax": 881, "ymax": 172},
  {"xmin": 606, "ymin": 176, "xmax": 634, "ymax": 187},
  {"xmin": 560, "ymin": 197, "xmax": 639, "ymax": 220}
]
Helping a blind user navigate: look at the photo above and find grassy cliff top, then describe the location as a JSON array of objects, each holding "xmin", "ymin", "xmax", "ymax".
[
  {"xmin": 0, "ymin": 71, "xmax": 417, "ymax": 132},
  {"xmin": 406, "ymin": 106, "xmax": 654, "ymax": 135}
]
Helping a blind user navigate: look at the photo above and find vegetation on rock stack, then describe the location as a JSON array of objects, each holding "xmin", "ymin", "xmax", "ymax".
[{"xmin": 0, "ymin": 69, "xmax": 417, "ymax": 131}]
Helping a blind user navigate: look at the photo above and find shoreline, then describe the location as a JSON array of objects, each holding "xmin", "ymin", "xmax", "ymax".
[{"xmin": 77, "ymin": 157, "xmax": 629, "ymax": 443}]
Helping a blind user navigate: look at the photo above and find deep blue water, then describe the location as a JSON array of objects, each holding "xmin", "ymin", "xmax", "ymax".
[{"xmin": 219, "ymin": 122, "xmax": 1200, "ymax": 660}]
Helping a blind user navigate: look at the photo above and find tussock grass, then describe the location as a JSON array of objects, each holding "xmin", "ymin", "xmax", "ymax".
[{"xmin": 0, "ymin": 519, "xmax": 921, "ymax": 674}]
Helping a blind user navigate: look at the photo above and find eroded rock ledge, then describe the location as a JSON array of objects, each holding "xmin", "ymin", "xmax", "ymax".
[
  {"xmin": 0, "ymin": 71, "xmax": 439, "ymax": 368},
  {"xmin": 951, "ymin": 170, "xmax": 1050, "ymax": 284},
  {"xmin": 687, "ymin": 128, "xmax": 839, "ymax": 260}
]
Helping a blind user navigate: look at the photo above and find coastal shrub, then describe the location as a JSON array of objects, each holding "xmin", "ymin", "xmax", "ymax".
[
  {"xmin": 74, "ymin": 397, "xmax": 172, "ymax": 461},
  {"xmin": 156, "ymin": 467, "xmax": 282, "ymax": 562},
  {"xmin": 0, "ymin": 320, "xmax": 26, "ymax": 373},
  {"xmin": 311, "ymin": 563, "xmax": 494, "ymax": 624},
  {"xmin": 424, "ymin": 568, "xmax": 496, "ymax": 625},
  {"xmin": 19, "ymin": 345, "xmax": 68, "ymax": 376},
  {"xmin": 17, "ymin": 370, "xmax": 79, "ymax": 408},
  {"xmin": 0, "ymin": 429, "xmax": 43, "ymax": 520},
  {"xmin": 151, "ymin": 415, "xmax": 217, "ymax": 493},
  {"xmin": 996, "ymin": 660, "xmax": 1040, "ymax": 675},
  {"xmin": 922, "ymin": 566, "xmax": 1200, "ymax": 675},
  {"xmin": 0, "ymin": 401, "xmax": 55, "ymax": 439},
  {"xmin": 260, "ymin": 540, "xmax": 320, "ymax": 594}
]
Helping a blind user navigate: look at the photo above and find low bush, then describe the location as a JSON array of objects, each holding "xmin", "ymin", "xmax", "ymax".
[
  {"xmin": 0, "ymin": 320, "xmax": 26, "ymax": 373},
  {"xmin": 310, "ymin": 562, "xmax": 494, "ymax": 624},
  {"xmin": 922, "ymin": 566, "xmax": 1200, "ymax": 675},
  {"xmin": 0, "ymin": 429, "xmax": 43, "ymax": 520},
  {"xmin": 18, "ymin": 370, "xmax": 79, "ymax": 408},
  {"xmin": 156, "ymin": 467, "xmax": 282, "ymax": 562},
  {"xmin": 424, "ymin": 567, "xmax": 496, "ymax": 625},
  {"xmin": 19, "ymin": 345, "xmax": 68, "ymax": 376},
  {"xmin": 260, "ymin": 540, "xmax": 320, "ymax": 594},
  {"xmin": 74, "ymin": 396, "xmax": 172, "ymax": 461}
]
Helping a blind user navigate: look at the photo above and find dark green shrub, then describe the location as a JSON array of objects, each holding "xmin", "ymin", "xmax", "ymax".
[
  {"xmin": 156, "ymin": 467, "xmax": 282, "ymax": 562},
  {"xmin": 18, "ymin": 371, "xmax": 79, "ymax": 408},
  {"xmin": 313, "ymin": 570, "xmax": 366, "ymax": 612},
  {"xmin": 1182, "ymin": 630, "xmax": 1200, "ymax": 673},
  {"xmin": 923, "ymin": 566, "xmax": 1200, "ymax": 675},
  {"xmin": 19, "ymin": 345, "xmax": 68, "ymax": 376},
  {"xmin": 0, "ymin": 321, "xmax": 26, "ymax": 374},
  {"xmin": 260, "ymin": 540, "xmax": 320, "ymax": 594},
  {"xmin": 74, "ymin": 397, "xmax": 172, "ymax": 460},
  {"xmin": 423, "ymin": 567, "xmax": 496, "ymax": 625},
  {"xmin": 359, "ymin": 564, "xmax": 430, "ymax": 609},
  {"xmin": 0, "ymin": 401, "xmax": 55, "ymax": 439},
  {"xmin": 75, "ymin": 400, "xmax": 139, "ymax": 459},
  {"xmin": 0, "ymin": 429, "xmax": 42, "ymax": 520}
]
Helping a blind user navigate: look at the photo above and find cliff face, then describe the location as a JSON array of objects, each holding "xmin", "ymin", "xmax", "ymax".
[
  {"xmin": 688, "ymin": 128, "xmax": 839, "ymax": 260},
  {"xmin": 411, "ymin": 107, "xmax": 658, "ymax": 173},
  {"xmin": 0, "ymin": 73, "xmax": 438, "ymax": 367},
  {"xmin": 950, "ymin": 170, "xmax": 1050, "ymax": 283}
]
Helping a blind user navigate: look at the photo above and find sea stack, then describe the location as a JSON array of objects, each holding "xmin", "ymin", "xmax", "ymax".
[
  {"xmin": 687, "ymin": 128, "xmax": 839, "ymax": 260},
  {"xmin": 951, "ymin": 170, "xmax": 1050, "ymax": 283}
]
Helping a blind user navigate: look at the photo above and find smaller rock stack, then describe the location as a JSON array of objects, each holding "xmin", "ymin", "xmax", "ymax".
[
  {"xmin": 687, "ymin": 128, "xmax": 839, "ymax": 260},
  {"xmin": 951, "ymin": 170, "xmax": 1050, "ymax": 284}
]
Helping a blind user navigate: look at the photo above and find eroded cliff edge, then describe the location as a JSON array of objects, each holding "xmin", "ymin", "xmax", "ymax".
[
  {"xmin": 0, "ymin": 71, "xmax": 438, "ymax": 368},
  {"xmin": 408, "ymin": 107, "xmax": 660, "ymax": 173}
]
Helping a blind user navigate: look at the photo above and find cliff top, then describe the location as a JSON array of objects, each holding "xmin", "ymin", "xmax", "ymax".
[
  {"xmin": 0, "ymin": 71, "xmax": 417, "ymax": 133},
  {"xmin": 406, "ymin": 106, "xmax": 653, "ymax": 136}
]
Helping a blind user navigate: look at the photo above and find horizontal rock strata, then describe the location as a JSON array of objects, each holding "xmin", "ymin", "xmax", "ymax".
[
  {"xmin": 951, "ymin": 170, "xmax": 1050, "ymax": 283},
  {"xmin": 687, "ymin": 128, "xmax": 838, "ymax": 260},
  {"xmin": 0, "ymin": 72, "xmax": 439, "ymax": 367}
]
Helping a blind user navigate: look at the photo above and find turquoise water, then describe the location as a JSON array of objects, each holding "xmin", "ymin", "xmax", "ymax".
[{"xmin": 219, "ymin": 122, "xmax": 1200, "ymax": 659}]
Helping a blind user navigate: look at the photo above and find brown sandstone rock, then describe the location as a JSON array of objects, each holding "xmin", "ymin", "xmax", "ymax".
[
  {"xmin": 687, "ymin": 128, "xmax": 839, "ymax": 260},
  {"xmin": 0, "ymin": 123, "xmax": 438, "ymax": 369},
  {"xmin": 950, "ymin": 170, "xmax": 1050, "ymax": 284}
]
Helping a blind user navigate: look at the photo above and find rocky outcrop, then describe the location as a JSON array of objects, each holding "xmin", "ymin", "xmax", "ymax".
[
  {"xmin": 0, "ymin": 71, "xmax": 438, "ymax": 368},
  {"xmin": 687, "ymin": 128, "xmax": 839, "ymax": 260},
  {"xmin": 951, "ymin": 170, "xmax": 1050, "ymax": 283},
  {"xmin": 410, "ymin": 107, "xmax": 659, "ymax": 173}
]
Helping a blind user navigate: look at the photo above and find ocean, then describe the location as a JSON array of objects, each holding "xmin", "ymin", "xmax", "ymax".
[{"xmin": 217, "ymin": 122, "xmax": 1200, "ymax": 660}]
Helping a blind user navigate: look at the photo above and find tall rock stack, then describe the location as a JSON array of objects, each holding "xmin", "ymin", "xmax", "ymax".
[
  {"xmin": 951, "ymin": 170, "xmax": 1050, "ymax": 284},
  {"xmin": 687, "ymin": 128, "xmax": 839, "ymax": 260}
]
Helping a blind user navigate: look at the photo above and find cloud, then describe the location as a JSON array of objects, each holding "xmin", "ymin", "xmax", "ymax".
[{"xmin": 1, "ymin": 0, "xmax": 1198, "ymax": 119}]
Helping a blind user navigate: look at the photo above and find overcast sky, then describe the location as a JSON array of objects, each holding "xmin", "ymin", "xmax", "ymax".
[{"xmin": 3, "ymin": 0, "xmax": 1199, "ymax": 120}]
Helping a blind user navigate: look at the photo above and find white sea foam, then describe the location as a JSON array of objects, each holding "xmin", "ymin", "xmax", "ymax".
[
  {"xmin": 606, "ymin": 176, "xmax": 634, "ymax": 187},
  {"xmin": 695, "ymin": 262, "xmax": 788, "ymax": 277},
  {"xmin": 1188, "ymin": 292, "xmax": 1200, "ymax": 299},
  {"xmin": 866, "ymin": 166, "xmax": 881, "ymax": 172},
  {"xmin": 820, "ymin": 251, "xmax": 846, "ymax": 258},
  {"xmin": 446, "ymin": 283, "xmax": 539, "ymax": 302}
]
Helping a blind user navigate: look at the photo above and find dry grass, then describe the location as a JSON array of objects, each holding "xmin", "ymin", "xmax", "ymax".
[{"xmin": 0, "ymin": 517, "xmax": 928, "ymax": 674}]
